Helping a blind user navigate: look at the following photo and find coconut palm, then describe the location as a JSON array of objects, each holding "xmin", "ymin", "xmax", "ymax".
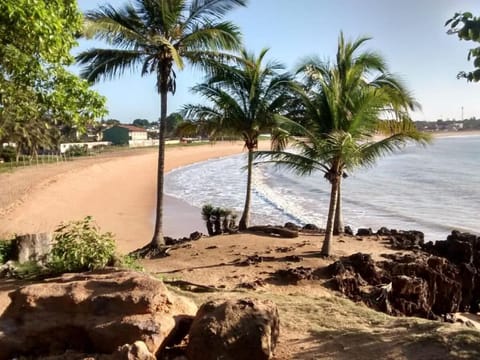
[
  {"xmin": 258, "ymin": 33, "xmax": 431, "ymax": 256},
  {"xmin": 182, "ymin": 48, "xmax": 294, "ymax": 230},
  {"xmin": 76, "ymin": 0, "xmax": 246, "ymax": 252}
]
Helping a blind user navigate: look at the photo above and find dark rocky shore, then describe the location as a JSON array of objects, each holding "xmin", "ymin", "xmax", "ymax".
[{"xmin": 329, "ymin": 229, "xmax": 480, "ymax": 320}]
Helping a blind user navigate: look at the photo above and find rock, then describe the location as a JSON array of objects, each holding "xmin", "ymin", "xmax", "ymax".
[
  {"xmin": 344, "ymin": 226, "xmax": 354, "ymax": 236},
  {"xmin": 389, "ymin": 230, "xmax": 424, "ymax": 250},
  {"xmin": 187, "ymin": 298, "xmax": 279, "ymax": 360},
  {"xmin": 247, "ymin": 225, "xmax": 298, "ymax": 238},
  {"xmin": 113, "ymin": 341, "xmax": 156, "ymax": 360},
  {"xmin": 356, "ymin": 228, "xmax": 373, "ymax": 236},
  {"xmin": 376, "ymin": 227, "xmax": 391, "ymax": 236},
  {"xmin": 329, "ymin": 252, "xmax": 464, "ymax": 319},
  {"xmin": 273, "ymin": 266, "xmax": 317, "ymax": 284},
  {"xmin": 424, "ymin": 230, "xmax": 477, "ymax": 265},
  {"xmin": 12, "ymin": 232, "xmax": 52, "ymax": 264},
  {"xmin": 423, "ymin": 231, "xmax": 480, "ymax": 313},
  {"xmin": 302, "ymin": 224, "xmax": 321, "ymax": 232},
  {"xmin": 389, "ymin": 275, "xmax": 432, "ymax": 318},
  {"xmin": 189, "ymin": 231, "xmax": 203, "ymax": 241},
  {"xmin": 0, "ymin": 269, "xmax": 197, "ymax": 359},
  {"xmin": 328, "ymin": 252, "xmax": 383, "ymax": 285},
  {"xmin": 284, "ymin": 222, "xmax": 300, "ymax": 231}
]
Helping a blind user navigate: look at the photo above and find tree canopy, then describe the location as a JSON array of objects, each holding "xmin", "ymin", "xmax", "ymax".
[
  {"xmin": 0, "ymin": 0, "xmax": 106, "ymax": 154},
  {"xmin": 183, "ymin": 48, "xmax": 294, "ymax": 229},
  {"xmin": 257, "ymin": 33, "xmax": 430, "ymax": 255},
  {"xmin": 77, "ymin": 0, "xmax": 247, "ymax": 250},
  {"xmin": 446, "ymin": 12, "xmax": 480, "ymax": 81}
]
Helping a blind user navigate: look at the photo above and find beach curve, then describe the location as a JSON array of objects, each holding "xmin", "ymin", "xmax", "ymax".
[{"xmin": 0, "ymin": 141, "xmax": 255, "ymax": 253}]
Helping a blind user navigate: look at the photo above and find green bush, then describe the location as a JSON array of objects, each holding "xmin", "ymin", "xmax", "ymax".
[
  {"xmin": 65, "ymin": 144, "xmax": 88, "ymax": 157},
  {"xmin": 0, "ymin": 146, "xmax": 16, "ymax": 162},
  {"xmin": 47, "ymin": 216, "xmax": 116, "ymax": 273},
  {"xmin": 0, "ymin": 239, "xmax": 14, "ymax": 264}
]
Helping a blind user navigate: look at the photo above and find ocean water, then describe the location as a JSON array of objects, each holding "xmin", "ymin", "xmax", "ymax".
[{"xmin": 165, "ymin": 136, "xmax": 480, "ymax": 241}]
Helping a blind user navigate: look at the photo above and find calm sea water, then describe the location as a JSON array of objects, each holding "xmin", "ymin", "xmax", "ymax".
[{"xmin": 165, "ymin": 136, "xmax": 480, "ymax": 241}]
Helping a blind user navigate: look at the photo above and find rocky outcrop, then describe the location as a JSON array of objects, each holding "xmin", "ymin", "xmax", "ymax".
[
  {"xmin": 423, "ymin": 230, "xmax": 480, "ymax": 313},
  {"xmin": 0, "ymin": 269, "xmax": 197, "ymax": 359},
  {"xmin": 375, "ymin": 228, "xmax": 425, "ymax": 250},
  {"xmin": 187, "ymin": 298, "xmax": 280, "ymax": 360},
  {"xmin": 328, "ymin": 252, "xmax": 464, "ymax": 319}
]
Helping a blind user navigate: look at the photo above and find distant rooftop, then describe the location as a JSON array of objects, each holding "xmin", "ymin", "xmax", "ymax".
[{"xmin": 115, "ymin": 124, "xmax": 147, "ymax": 132}]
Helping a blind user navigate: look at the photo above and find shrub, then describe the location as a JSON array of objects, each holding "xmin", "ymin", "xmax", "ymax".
[
  {"xmin": 65, "ymin": 144, "xmax": 88, "ymax": 157},
  {"xmin": 0, "ymin": 146, "xmax": 16, "ymax": 162},
  {"xmin": 0, "ymin": 239, "xmax": 14, "ymax": 264},
  {"xmin": 201, "ymin": 204, "xmax": 237, "ymax": 236},
  {"xmin": 47, "ymin": 216, "xmax": 116, "ymax": 273}
]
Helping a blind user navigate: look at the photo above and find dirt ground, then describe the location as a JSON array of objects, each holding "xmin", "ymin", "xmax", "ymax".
[
  {"xmin": 139, "ymin": 232, "xmax": 480, "ymax": 360},
  {"xmin": 1, "ymin": 144, "xmax": 480, "ymax": 359}
]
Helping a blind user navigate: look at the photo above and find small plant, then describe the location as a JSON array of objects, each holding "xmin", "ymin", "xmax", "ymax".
[
  {"xmin": 119, "ymin": 254, "xmax": 143, "ymax": 271},
  {"xmin": 0, "ymin": 239, "xmax": 14, "ymax": 264},
  {"xmin": 65, "ymin": 144, "xmax": 88, "ymax": 157},
  {"xmin": 0, "ymin": 146, "xmax": 16, "ymax": 163},
  {"xmin": 47, "ymin": 216, "xmax": 116, "ymax": 273},
  {"xmin": 201, "ymin": 204, "xmax": 238, "ymax": 236}
]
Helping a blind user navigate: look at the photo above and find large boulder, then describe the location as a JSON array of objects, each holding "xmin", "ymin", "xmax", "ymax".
[
  {"xmin": 187, "ymin": 298, "xmax": 280, "ymax": 360},
  {"xmin": 0, "ymin": 269, "xmax": 197, "ymax": 359}
]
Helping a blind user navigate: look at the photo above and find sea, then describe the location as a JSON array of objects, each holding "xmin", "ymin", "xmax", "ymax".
[{"xmin": 164, "ymin": 135, "xmax": 480, "ymax": 241}]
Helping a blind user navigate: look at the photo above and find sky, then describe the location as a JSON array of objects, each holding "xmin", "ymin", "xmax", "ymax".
[{"xmin": 75, "ymin": 0, "xmax": 480, "ymax": 123}]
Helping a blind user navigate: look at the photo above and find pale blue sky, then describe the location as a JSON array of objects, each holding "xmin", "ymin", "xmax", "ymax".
[{"xmin": 75, "ymin": 0, "xmax": 480, "ymax": 122}]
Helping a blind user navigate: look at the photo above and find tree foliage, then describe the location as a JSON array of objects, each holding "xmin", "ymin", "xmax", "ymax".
[
  {"xmin": 446, "ymin": 12, "xmax": 480, "ymax": 81},
  {"xmin": 183, "ymin": 48, "xmax": 295, "ymax": 229},
  {"xmin": 77, "ymin": 0, "xmax": 247, "ymax": 250},
  {"xmin": 257, "ymin": 33, "xmax": 430, "ymax": 256},
  {"xmin": 0, "ymin": 0, "xmax": 106, "ymax": 156}
]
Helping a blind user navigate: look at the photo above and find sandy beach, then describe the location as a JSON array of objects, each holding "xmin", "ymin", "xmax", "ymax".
[
  {"xmin": 1, "ymin": 130, "xmax": 479, "ymax": 253},
  {"xmin": 1, "ymin": 137, "xmax": 479, "ymax": 359},
  {"xmin": 0, "ymin": 142, "xmax": 258, "ymax": 253}
]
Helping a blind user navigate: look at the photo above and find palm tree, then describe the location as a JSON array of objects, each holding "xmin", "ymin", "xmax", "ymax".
[
  {"xmin": 182, "ymin": 48, "xmax": 294, "ymax": 230},
  {"xmin": 76, "ymin": 0, "xmax": 246, "ymax": 253},
  {"xmin": 258, "ymin": 33, "xmax": 431, "ymax": 256}
]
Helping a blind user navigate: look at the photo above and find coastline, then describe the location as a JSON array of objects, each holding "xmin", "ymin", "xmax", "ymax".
[
  {"xmin": 0, "ymin": 133, "xmax": 478, "ymax": 252},
  {"xmin": 431, "ymin": 129, "xmax": 480, "ymax": 138},
  {"xmin": 0, "ymin": 141, "xmax": 255, "ymax": 253}
]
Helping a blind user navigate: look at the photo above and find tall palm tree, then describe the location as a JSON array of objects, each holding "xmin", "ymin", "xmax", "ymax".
[
  {"xmin": 76, "ymin": 0, "xmax": 246, "ymax": 252},
  {"xmin": 258, "ymin": 33, "xmax": 431, "ymax": 256},
  {"xmin": 182, "ymin": 48, "xmax": 294, "ymax": 230}
]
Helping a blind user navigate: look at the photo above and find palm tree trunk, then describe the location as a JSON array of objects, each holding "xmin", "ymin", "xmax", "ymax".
[
  {"xmin": 239, "ymin": 148, "xmax": 254, "ymax": 231},
  {"xmin": 151, "ymin": 88, "xmax": 167, "ymax": 248},
  {"xmin": 333, "ymin": 175, "xmax": 343, "ymax": 235},
  {"xmin": 322, "ymin": 174, "xmax": 340, "ymax": 256}
]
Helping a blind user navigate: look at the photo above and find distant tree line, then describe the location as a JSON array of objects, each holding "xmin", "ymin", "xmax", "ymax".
[{"xmin": 415, "ymin": 118, "xmax": 480, "ymax": 131}]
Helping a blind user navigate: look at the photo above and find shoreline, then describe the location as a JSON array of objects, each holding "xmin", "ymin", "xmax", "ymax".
[
  {"xmin": 431, "ymin": 129, "xmax": 480, "ymax": 138},
  {"xmin": 0, "ymin": 141, "xmax": 257, "ymax": 253},
  {"xmin": 1, "ymin": 133, "xmax": 479, "ymax": 252}
]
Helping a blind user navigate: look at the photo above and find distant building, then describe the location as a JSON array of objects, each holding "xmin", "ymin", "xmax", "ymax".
[{"xmin": 102, "ymin": 125, "xmax": 148, "ymax": 146}]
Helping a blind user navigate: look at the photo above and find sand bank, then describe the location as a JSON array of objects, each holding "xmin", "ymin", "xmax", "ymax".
[{"xmin": 0, "ymin": 142, "xmax": 255, "ymax": 253}]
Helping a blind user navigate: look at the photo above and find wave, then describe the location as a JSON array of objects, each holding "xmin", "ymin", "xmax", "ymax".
[{"xmin": 164, "ymin": 136, "xmax": 480, "ymax": 239}]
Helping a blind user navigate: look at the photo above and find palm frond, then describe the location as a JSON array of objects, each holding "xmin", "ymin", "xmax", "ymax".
[
  {"xmin": 185, "ymin": 0, "xmax": 247, "ymax": 26},
  {"xmin": 254, "ymin": 150, "xmax": 329, "ymax": 175},
  {"xmin": 181, "ymin": 21, "xmax": 243, "ymax": 53},
  {"xmin": 76, "ymin": 49, "xmax": 144, "ymax": 83}
]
